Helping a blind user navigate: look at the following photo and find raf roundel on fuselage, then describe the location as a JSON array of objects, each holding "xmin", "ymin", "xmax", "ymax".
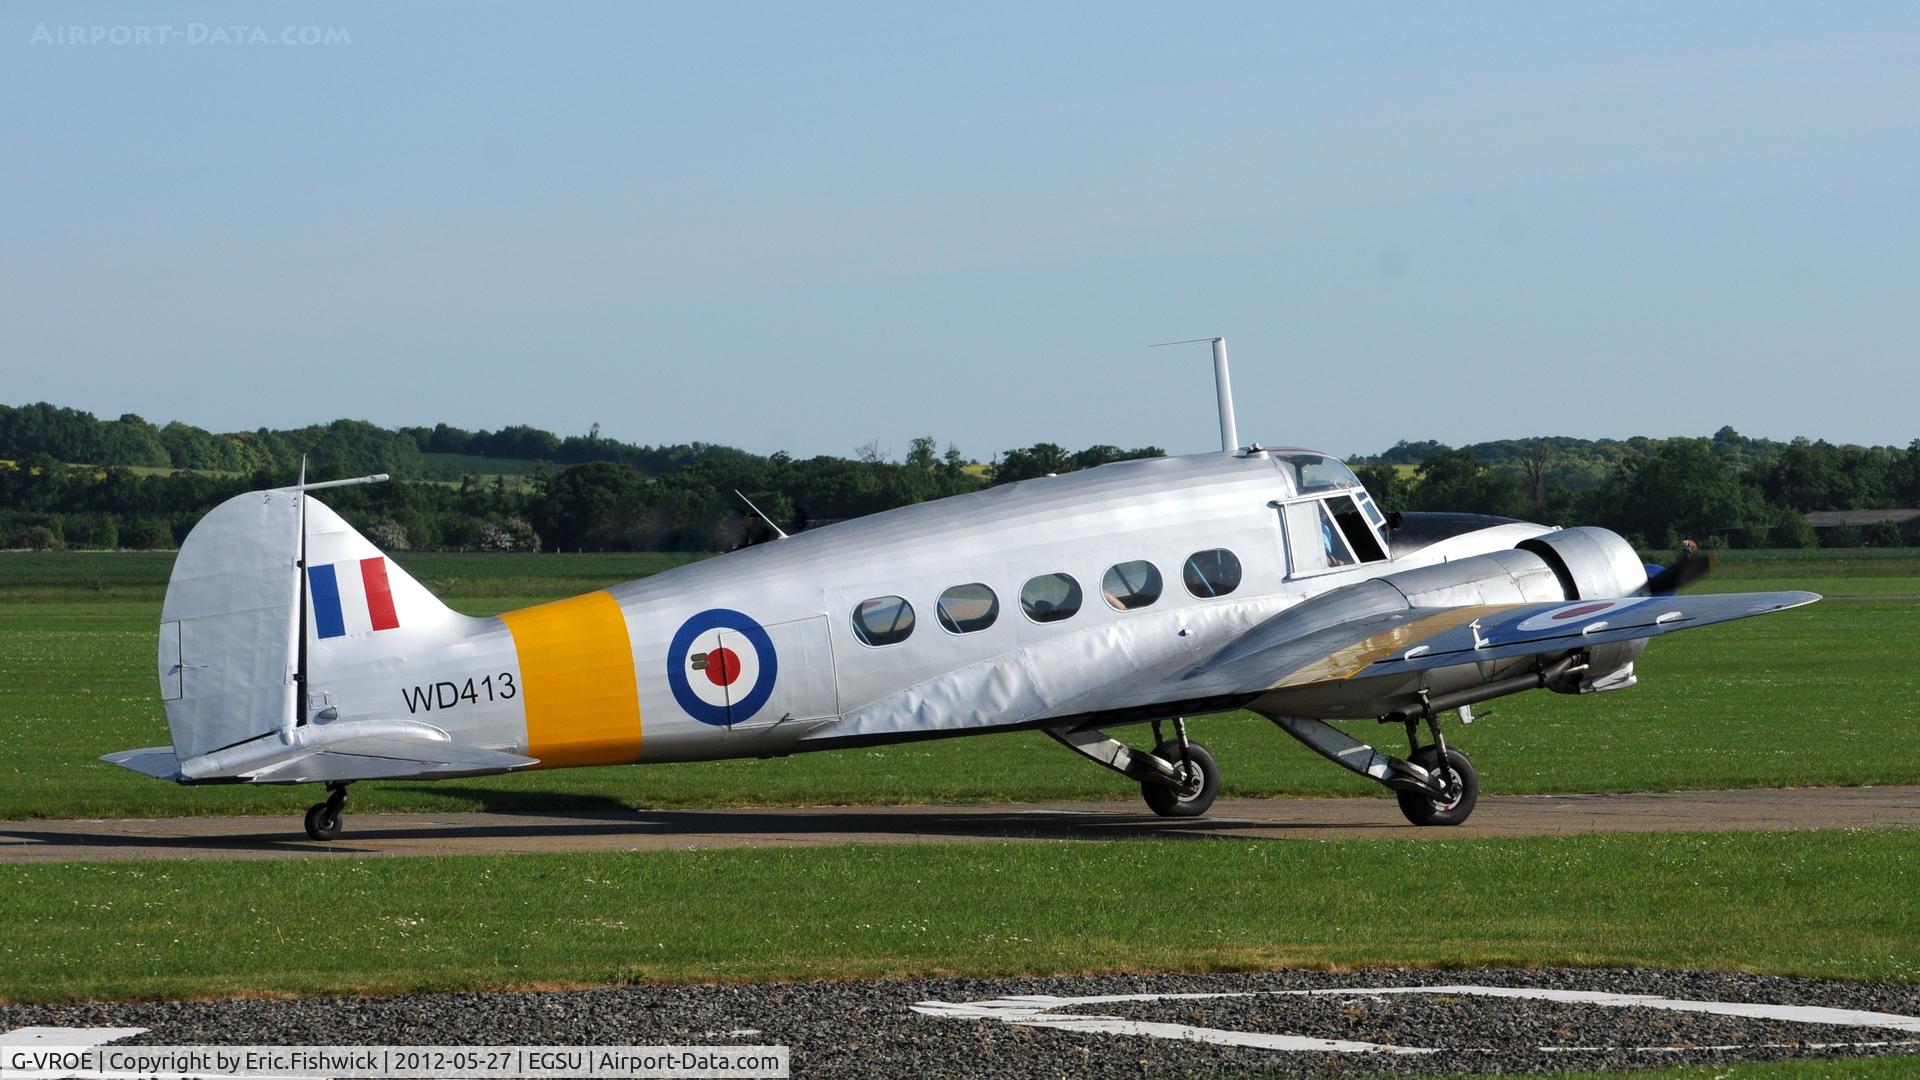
[{"xmin": 666, "ymin": 608, "xmax": 780, "ymax": 727}]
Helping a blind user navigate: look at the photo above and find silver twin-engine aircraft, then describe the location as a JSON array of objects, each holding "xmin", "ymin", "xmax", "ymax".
[{"xmin": 105, "ymin": 343, "xmax": 1818, "ymax": 839}]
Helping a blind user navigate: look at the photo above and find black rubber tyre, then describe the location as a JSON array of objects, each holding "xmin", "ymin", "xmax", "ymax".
[
  {"xmin": 1396, "ymin": 746, "xmax": 1478, "ymax": 826},
  {"xmin": 1142, "ymin": 740, "xmax": 1219, "ymax": 818},
  {"xmin": 304, "ymin": 801, "xmax": 343, "ymax": 841}
]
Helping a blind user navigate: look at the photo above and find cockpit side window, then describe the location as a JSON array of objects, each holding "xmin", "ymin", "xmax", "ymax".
[
  {"xmin": 1355, "ymin": 492, "xmax": 1391, "ymax": 551},
  {"xmin": 1316, "ymin": 502, "xmax": 1356, "ymax": 567},
  {"xmin": 1326, "ymin": 494, "xmax": 1387, "ymax": 563}
]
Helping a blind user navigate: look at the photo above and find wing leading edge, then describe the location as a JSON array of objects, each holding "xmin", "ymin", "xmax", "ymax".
[
  {"xmin": 1344, "ymin": 591, "xmax": 1820, "ymax": 679},
  {"xmin": 1036, "ymin": 588, "xmax": 1820, "ymax": 729}
]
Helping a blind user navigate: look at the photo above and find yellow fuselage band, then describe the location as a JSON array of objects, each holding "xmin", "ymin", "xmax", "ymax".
[{"xmin": 500, "ymin": 591, "xmax": 642, "ymax": 768}]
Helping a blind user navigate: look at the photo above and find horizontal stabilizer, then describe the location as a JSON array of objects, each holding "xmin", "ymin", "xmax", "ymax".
[
  {"xmin": 244, "ymin": 740, "xmax": 538, "ymax": 784},
  {"xmin": 100, "ymin": 746, "xmax": 183, "ymax": 781},
  {"xmin": 144, "ymin": 718, "xmax": 537, "ymax": 784}
]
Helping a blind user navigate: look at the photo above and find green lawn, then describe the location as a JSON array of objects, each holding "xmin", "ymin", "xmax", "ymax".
[
  {"xmin": 0, "ymin": 552, "xmax": 1915, "ymax": 820},
  {"xmin": 1491, "ymin": 1061, "xmax": 1917, "ymax": 1080},
  {"xmin": 0, "ymin": 829, "xmax": 1910, "ymax": 1003}
]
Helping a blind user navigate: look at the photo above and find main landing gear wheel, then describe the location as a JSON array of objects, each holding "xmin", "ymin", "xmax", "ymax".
[
  {"xmin": 303, "ymin": 784, "xmax": 349, "ymax": 841},
  {"xmin": 1396, "ymin": 746, "xmax": 1477, "ymax": 826},
  {"xmin": 1142, "ymin": 740, "xmax": 1219, "ymax": 818}
]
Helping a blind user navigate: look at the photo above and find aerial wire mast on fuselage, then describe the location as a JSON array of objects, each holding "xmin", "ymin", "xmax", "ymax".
[{"xmin": 102, "ymin": 339, "xmax": 1819, "ymax": 840}]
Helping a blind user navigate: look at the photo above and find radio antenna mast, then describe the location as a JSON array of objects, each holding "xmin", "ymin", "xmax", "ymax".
[
  {"xmin": 735, "ymin": 490, "xmax": 790, "ymax": 540},
  {"xmin": 1151, "ymin": 336, "xmax": 1239, "ymax": 452}
]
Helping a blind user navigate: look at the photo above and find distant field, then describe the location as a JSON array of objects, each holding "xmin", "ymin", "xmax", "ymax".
[
  {"xmin": 0, "ymin": 547, "xmax": 1912, "ymax": 820},
  {"xmin": 0, "ymin": 829, "xmax": 1909, "ymax": 1001},
  {"xmin": 0, "ymin": 549, "xmax": 707, "ymax": 603},
  {"xmin": 418, "ymin": 451, "xmax": 542, "ymax": 477}
]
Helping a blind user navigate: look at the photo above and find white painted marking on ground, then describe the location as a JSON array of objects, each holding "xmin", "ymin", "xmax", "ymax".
[
  {"xmin": 913, "ymin": 985, "xmax": 1920, "ymax": 1054},
  {"xmin": 1, "ymin": 1028, "xmax": 149, "ymax": 1080},
  {"xmin": 911, "ymin": 998, "xmax": 1433, "ymax": 1054},
  {"xmin": 0, "ymin": 1027, "xmax": 147, "ymax": 1047},
  {"xmin": 1359, "ymin": 985, "xmax": 1920, "ymax": 1032}
]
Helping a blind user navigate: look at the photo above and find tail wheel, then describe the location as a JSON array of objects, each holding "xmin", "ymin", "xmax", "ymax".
[
  {"xmin": 1397, "ymin": 746, "xmax": 1478, "ymax": 826},
  {"xmin": 1142, "ymin": 740, "xmax": 1219, "ymax": 818},
  {"xmin": 303, "ymin": 785, "xmax": 348, "ymax": 841}
]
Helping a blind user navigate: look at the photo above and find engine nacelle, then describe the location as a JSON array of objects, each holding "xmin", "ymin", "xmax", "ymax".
[
  {"xmin": 1514, "ymin": 526, "xmax": 1649, "ymax": 602},
  {"xmin": 1514, "ymin": 526, "xmax": 1649, "ymax": 692},
  {"xmin": 1368, "ymin": 525, "xmax": 1648, "ymax": 697}
]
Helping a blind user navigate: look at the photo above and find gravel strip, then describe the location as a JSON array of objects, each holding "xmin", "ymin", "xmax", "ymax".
[{"xmin": 4, "ymin": 968, "xmax": 1918, "ymax": 1078}]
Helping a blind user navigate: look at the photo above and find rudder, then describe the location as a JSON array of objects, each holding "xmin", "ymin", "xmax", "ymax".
[{"xmin": 156, "ymin": 488, "xmax": 458, "ymax": 763}]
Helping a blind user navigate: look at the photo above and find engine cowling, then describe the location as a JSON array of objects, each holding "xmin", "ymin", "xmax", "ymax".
[
  {"xmin": 1514, "ymin": 526, "xmax": 1649, "ymax": 602},
  {"xmin": 1367, "ymin": 525, "xmax": 1648, "ymax": 696}
]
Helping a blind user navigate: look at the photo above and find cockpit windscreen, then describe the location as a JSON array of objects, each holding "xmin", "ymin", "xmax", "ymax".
[{"xmin": 1278, "ymin": 453, "xmax": 1360, "ymax": 495}]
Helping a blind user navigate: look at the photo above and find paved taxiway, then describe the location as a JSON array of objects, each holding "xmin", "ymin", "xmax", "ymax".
[{"xmin": 1, "ymin": 786, "xmax": 1914, "ymax": 862}]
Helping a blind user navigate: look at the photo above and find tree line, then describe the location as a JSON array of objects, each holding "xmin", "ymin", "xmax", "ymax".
[
  {"xmin": 0, "ymin": 406, "xmax": 1164, "ymax": 552},
  {"xmin": 1353, "ymin": 429, "xmax": 1920, "ymax": 550},
  {"xmin": 1, "ymin": 401, "xmax": 1914, "ymax": 553}
]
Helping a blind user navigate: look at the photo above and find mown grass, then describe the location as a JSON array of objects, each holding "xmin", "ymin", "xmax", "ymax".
[
  {"xmin": 0, "ymin": 829, "xmax": 1910, "ymax": 1003},
  {"xmin": 0, "ymin": 553, "xmax": 1915, "ymax": 820},
  {"xmin": 1487, "ymin": 1060, "xmax": 1917, "ymax": 1079}
]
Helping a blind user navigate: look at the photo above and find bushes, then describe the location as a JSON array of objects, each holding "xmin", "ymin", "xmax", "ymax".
[
  {"xmin": 6, "ymin": 525, "xmax": 62, "ymax": 550},
  {"xmin": 120, "ymin": 517, "xmax": 174, "ymax": 550}
]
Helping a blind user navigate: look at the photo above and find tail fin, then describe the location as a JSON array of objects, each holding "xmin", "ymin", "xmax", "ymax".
[{"xmin": 142, "ymin": 485, "xmax": 459, "ymax": 767}]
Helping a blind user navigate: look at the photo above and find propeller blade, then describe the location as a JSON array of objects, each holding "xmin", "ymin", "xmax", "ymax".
[{"xmin": 1644, "ymin": 551, "xmax": 1714, "ymax": 596}]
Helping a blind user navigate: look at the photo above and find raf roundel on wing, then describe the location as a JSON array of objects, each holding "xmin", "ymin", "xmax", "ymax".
[
  {"xmin": 1512, "ymin": 598, "xmax": 1648, "ymax": 632},
  {"xmin": 666, "ymin": 608, "xmax": 779, "ymax": 726}
]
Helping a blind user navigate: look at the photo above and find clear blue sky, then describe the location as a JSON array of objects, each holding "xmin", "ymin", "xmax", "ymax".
[{"xmin": 3, "ymin": 2, "xmax": 1915, "ymax": 460}]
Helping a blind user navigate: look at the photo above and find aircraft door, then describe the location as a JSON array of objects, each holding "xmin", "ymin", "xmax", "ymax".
[{"xmin": 718, "ymin": 615, "xmax": 839, "ymax": 734}]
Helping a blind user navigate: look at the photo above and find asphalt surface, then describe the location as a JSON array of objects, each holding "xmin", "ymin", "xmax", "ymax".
[
  {"xmin": 5, "ymin": 969, "xmax": 1918, "ymax": 1077},
  {"xmin": 0, "ymin": 786, "xmax": 1915, "ymax": 862}
]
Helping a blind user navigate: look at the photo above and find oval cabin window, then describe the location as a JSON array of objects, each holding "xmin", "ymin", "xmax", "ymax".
[
  {"xmin": 1101, "ymin": 560, "xmax": 1163, "ymax": 610},
  {"xmin": 937, "ymin": 583, "xmax": 1000, "ymax": 634},
  {"xmin": 1183, "ymin": 549, "xmax": 1243, "ymax": 598},
  {"xmin": 851, "ymin": 595, "xmax": 916, "ymax": 646},
  {"xmin": 1020, "ymin": 573, "xmax": 1083, "ymax": 624}
]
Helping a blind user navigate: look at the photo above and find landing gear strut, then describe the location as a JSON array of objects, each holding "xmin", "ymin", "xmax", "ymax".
[
  {"xmin": 1269, "ymin": 709, "xmax": 1479, "ymax": 826},
  {"xmin": 1395, "ymin": 712, "xmax": 1478, "ymax": 826},
  {"xmin": 303, "ymin": 783, "xmax": 349, "ymax": 841},
  {"xmin": 1043, "ymin": 717, "xmax": 1220, "ymax": 818},
  {"xmin": 1142, "ymin": 718, "xmax": 1219, "ymax": 818}
]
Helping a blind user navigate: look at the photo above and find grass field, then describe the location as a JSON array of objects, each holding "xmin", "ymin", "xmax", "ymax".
[
  {"xmin": 0, "ymin": 549, "xmax": 1915, "ymax": 820},
  {"xmin": 0, "ymin": 829, "xmax": 1909, "ymax": 1002},
  {"xmin": 1509, "ymin": 1062, "xmax": 1916, "ymax": 1079}
]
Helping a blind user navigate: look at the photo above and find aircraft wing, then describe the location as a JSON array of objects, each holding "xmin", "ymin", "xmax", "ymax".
[
  {"xmin": 1041, "ymin": 590, "xmax": 1819, "ymax": 725},
  {"xmin": 1337, "ymin": 591, "xmax": 1820, "ymax": 680}
]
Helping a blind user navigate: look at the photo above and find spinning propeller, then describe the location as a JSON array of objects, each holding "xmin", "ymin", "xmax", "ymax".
[{"xmin": 1642, "ymin": 550, "xmax": 1715, "ymax": 597}]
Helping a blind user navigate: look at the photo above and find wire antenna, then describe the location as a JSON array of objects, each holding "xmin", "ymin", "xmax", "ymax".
[{"xmin": 1151, "ymin": 336, "xmax": 1239, "ymax": 452}]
